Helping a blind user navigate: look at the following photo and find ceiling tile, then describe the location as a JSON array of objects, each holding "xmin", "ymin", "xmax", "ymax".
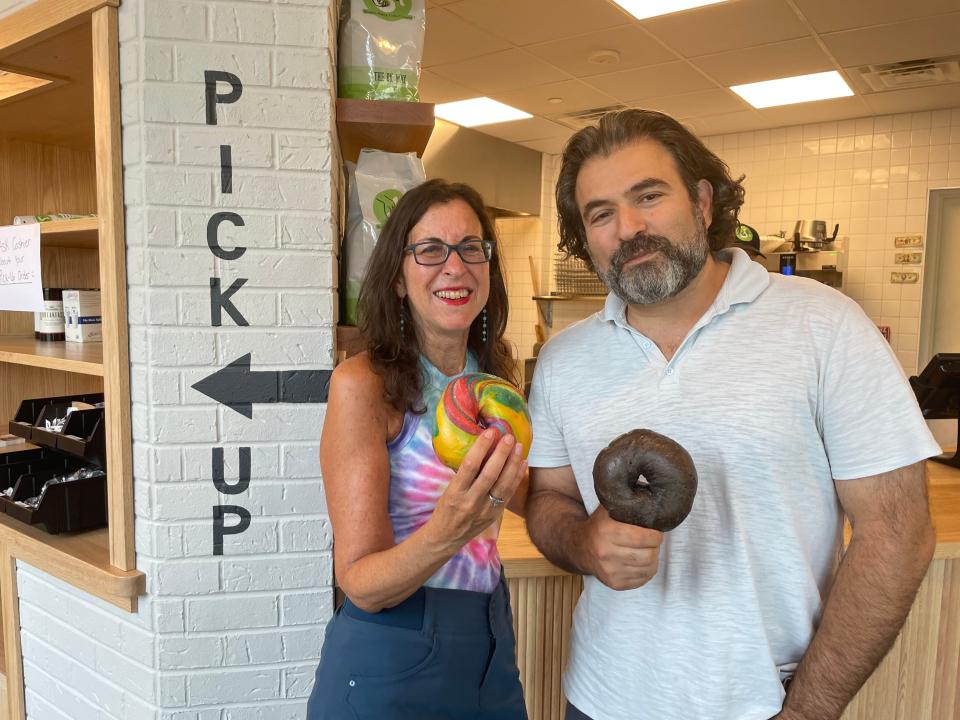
[
  {"xmin": 520, "ymin": 136, "xmax": 572, "ymax": 155},
  {"xmin": 690, "ymin": 38, "xmax": 835, "ymax": 86},
  {"xmin": 792, "ymin": 0, "xmax": 959, "ymax": 33},
  {"xmin": 430, "ymin": 48, "xmax": 571, "ymax": 93},
  {"xmin": 756, "ymin": 95, "xmax": 872, "ymax": 126},
  {"xmin": 862, "ymin": 83, "xmax": 960, "ymax": 115},
  {"xmin": 635, "ymin": 89, "xmax": 751, "ymax": 119},
  {"xmin": 821, "ymin": 13, "xmax": 960, "ymax": 67},
  {"xmin": 419, "ymin": 70, "xmax": 476, "ymax": 104},
  {"xmin": 641, "ymin": 0, "xmax": 809, "ymax": 58},
  {"xmin": 492, "ymin": 80, "xmax": 620, "ymax": 116},
  {"xmin": 446, "ymin": 0, "xmax": 630, "ymax": 46},
  {"xmin": 477, "ymin": 117, "xmax": 571, "ymax": 143},
  {"xmin": 526, "ymin": 25, "xmax": 677, "ymax": 78},
  {"xmin": 585, "ymin": 61, "xmax": 717, "ymax": 102},
  {"xmin": 423, "ymin": 8, "xmax": 512, "ymax": 67}
]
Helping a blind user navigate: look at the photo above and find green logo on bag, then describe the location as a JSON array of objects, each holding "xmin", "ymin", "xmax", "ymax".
[
  {"xmin": 735, "ymin": 225, "xmax": 752, "ymax": 243},
  {"xmin": 373, "ymin": 189, "xmax": 403, "ymax": 228},
  {"xmin": 362, "ymin": 0, "xmax": 413, "ymax": 21}
]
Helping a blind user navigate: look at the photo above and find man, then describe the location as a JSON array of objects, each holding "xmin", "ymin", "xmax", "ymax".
[
  {"xmin": 525, "ymin": 110, "xmax": 940, "ymax": 720},
  {"xmin": 733, "ymin": 222, "xmax": 767, "ymax": 262}
]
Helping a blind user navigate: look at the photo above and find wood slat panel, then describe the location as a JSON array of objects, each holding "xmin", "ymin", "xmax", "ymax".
[
  {"xmin": 841, "ymin": 556, "xmax": 960, "ymax": 720},
  {"xmin": 509, "ymin": 574, "xmax": 583, "ymax": 720}
]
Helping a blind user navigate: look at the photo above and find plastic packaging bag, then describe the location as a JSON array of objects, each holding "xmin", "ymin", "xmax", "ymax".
[
  {"xmin": 341, "ymin": 149, "xmax": 425, "ymax": 325},
  {"xmin": 338, "ymin": 0, "xmax": 426, "ymax": 101}
]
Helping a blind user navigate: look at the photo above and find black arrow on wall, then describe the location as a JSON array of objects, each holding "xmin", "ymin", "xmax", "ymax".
[{"xmin": 191, "ymin": 353, "xmax": 331, "ymax": 418}]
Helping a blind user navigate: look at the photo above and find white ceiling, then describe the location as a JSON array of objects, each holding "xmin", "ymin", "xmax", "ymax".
[{"xmin": 420, "ymin": 0, "xmax": 960, "ymax": 153}]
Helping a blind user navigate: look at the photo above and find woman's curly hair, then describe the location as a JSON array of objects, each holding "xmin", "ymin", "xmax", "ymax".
[{"xmin": 555, "ymin": 109, "xmax": 745, "ymax": 268}]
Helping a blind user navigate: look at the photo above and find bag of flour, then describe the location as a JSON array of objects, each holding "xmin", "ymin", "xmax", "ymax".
[
  {"xmin": 342, "ymin": 149, "xmax": 425, "ymax": 325},
  {"xmin": 338, "ymin": 0, "xmax": 426, "ymax": 101}
]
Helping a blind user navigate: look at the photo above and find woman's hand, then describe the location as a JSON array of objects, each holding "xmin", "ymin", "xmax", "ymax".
[{"xmin": 427, "ymin": 429, "xmax": 527, "ymax": 552}]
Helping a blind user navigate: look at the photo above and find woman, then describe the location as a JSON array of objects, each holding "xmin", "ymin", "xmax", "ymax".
[{"xmin": 307, "ymin": 179, "xmax": 529, "ymax": 719}]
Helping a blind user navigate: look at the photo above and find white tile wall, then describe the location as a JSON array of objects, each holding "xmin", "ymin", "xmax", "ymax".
[{"xmin": 708, "ymin": 107, "xmax": 960, "ymax": 375}]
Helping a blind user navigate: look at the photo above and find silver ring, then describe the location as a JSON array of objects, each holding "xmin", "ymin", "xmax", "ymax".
[{"xmin": 487, "ymin": 492, "xmax": 505, "ymax": 507}]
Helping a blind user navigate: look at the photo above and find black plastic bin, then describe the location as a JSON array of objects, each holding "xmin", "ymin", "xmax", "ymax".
[
  {"xmin": 0, "ymin": 462, "xmax": 107, "ymax": 534},
  {"xmin": 8, "ymin": 393, "xmax": 104, "ymax": 443}
]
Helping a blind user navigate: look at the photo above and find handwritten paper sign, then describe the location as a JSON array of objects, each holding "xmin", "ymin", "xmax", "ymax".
[{"xmin": 0, "ymin": 223, "xmax": 43, "ymax": 311}]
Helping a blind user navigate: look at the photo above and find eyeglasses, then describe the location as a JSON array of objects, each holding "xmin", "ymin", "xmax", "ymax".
[{"xmin": 403, "ymin": 238, "xmax": 494, "ymax": 266}]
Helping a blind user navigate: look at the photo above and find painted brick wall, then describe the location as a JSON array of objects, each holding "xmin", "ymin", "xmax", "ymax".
[{"xmin": 16, "ymin": 1, "xmax": 340, "ymax": 718}]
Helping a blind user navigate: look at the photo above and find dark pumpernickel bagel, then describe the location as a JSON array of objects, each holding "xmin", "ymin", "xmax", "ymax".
[{"xmin": 593, "ymin": 429, "xmax": 698, "ymax": 531}]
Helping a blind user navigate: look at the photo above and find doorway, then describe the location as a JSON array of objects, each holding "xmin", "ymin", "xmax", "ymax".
[{"xmin": 919, "ymin": 187, "xmax": 960, "ymax": 449}]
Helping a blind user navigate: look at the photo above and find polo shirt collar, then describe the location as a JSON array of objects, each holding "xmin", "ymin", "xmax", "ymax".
[{"xmin": 600, "ymin": 246, "xmax": 770, "ymax": 327}]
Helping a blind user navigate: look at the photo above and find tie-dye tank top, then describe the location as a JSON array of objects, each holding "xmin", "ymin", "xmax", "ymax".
[{"xmin": 387, "ymin": 353, "xmax": 502, "ymax": 593}]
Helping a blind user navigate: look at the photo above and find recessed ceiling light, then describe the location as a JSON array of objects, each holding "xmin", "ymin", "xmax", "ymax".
[
  {"xmin": 0, "ymin": 67, "xmax": 54, "ymax": 104},
  {"xmin": 611, "ymin": 0, "xmax": 730, "ymax": 21},
  {"xmin": 434, "ymin": 97, "xmax": 532, "ymax": 127},
  {"xmin": 730, "ymin": 71, "xmax": 854, "ymax": 109},
  {"xmin": 547, "ymin": 97, "xmax": 564, "ymax": 104}
]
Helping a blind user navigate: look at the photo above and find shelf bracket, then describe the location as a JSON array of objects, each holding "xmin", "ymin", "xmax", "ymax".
[{"xmin": 534, "ymin": 298, "xmax": 554, "ymax": 328}]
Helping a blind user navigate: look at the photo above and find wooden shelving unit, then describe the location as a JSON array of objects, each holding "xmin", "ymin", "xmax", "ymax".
[
  {"xmin": 0, "ymin": 2, "xmax": 140, "ymax": 717},
  {"xmin": 38, "ymin": 217, "xmax": 100, "ymax": 249},
  {"xmin": 334, "ymin": 97, "xmax": 436, "ymax": 360},
  {"xmin": 0, "ymin": 336, "xmax": 103, "ymax": 375}
]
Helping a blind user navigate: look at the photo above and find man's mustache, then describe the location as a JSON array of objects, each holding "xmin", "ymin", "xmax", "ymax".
[{"xmin": 610, "ymin": 234, "xmax": 671, "ymax": 270}]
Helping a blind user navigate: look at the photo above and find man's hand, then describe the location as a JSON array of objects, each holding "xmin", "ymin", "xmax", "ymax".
[{"xmin": 585, "ymin": 505, "xmax": 663, "ymax": 590}]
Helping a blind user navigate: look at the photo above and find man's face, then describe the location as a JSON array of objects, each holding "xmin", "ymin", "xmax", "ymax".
[{"xmin": 575, "ymin": 138, "xmax": 713, "ymax": 305}]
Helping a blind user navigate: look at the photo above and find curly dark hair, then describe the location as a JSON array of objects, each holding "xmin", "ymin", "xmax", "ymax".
[
  {"xmin": 556, "ymin": 109, "xmax": 745, "ymax": 268},
  {"xmin": 357, "ymin": 178, "xmax": 518, "ymax": 415}
]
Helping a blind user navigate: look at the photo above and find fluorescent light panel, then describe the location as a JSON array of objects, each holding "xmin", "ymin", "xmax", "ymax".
[
  {"xmin": 0, "ymin": 68, "xmax": 53, "ymax": 103},
  {"xmin": 611, "ymin": 0, "xmax": 729, "ymax": 21},
  {"xmin": 730, "ymin": 71, "xmax": 854, "ymax": 109},
  {"xmin": 434, "ymin": 97, "xmax": 532, "ymax": 127}
]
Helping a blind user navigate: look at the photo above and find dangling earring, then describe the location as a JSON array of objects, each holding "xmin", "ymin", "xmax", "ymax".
[
  {"xmin": 399, "ymin": 301, "xmax": 405, "ymax": 337},
  {"xmin": 481, "ymin": 307, "xmax": 488, "ymax": 344}
]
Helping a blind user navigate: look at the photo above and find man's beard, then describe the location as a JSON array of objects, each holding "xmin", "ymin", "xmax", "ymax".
[{"xmin": 591, "ymin": 210, "xmax": 710, "ymax": 305}]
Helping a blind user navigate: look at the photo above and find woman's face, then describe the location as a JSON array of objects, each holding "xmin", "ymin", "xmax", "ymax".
[{"xmin": 396, "ymin": 199, "xmax": 491, "ymax": 344}]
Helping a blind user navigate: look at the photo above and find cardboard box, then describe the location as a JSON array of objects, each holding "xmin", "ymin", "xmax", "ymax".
[{"xmin": 62, "ymin": 289, "xmax": 102, "ymax": 343}]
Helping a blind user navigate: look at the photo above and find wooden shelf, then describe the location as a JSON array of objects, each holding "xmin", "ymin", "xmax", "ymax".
[
  {"xmin": 0, "ymin": 515, "xmax": 143, "ymax": 611},
  {"xmin": 0, "ymin": 337, "xmax": 102, "ymax": 376},
  {"xmin": 37, "ymin": 218, "xmax": 98, "ymax": 249},
  {"xmin": 336, "ymin": 98, "xmax": 435, "ymax": 164}
]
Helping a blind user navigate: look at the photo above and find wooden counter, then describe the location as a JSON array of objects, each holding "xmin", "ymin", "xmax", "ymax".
[{"xmin": 498, "ymin": 460, "xmax": 960, "ymax": 720}]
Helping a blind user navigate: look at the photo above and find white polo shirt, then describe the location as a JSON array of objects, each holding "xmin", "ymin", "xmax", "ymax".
[{"xmin": 528, "ymin": 248, "xmax": 940, "ymax": 720}]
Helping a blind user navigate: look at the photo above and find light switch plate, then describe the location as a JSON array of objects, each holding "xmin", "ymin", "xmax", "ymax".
[
  {"xmin": 894, "ymin": 235, "xmax": 923, "ymax": 248},
  {"xmin": 890, "ymin": 271, "xmax": 919, "ymax": 284},
  {"xmin": 895, "ymin": 252, "xmax": 922, "ymax": 264}
]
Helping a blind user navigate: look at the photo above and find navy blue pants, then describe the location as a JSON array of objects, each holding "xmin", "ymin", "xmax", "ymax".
[{"xmin": 307, "ymin": 577, "xmax": 528, "ymax": 719}]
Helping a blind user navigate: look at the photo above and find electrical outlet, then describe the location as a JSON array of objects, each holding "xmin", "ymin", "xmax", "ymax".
[
  {"xmin": 895, "ymin": 252, "xmax": 922, "ymax": 264},
  {"xmin": 894, "ymin": 235, "xmax": 923, "ymax": 248},
  {"xmin": 890, "ymin": 271, "xmax": 919, "ymax": 284}
]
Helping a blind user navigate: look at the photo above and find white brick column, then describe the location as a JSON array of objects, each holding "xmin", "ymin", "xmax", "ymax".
[{"xmin": 17, "ymin": 1, "xmax": 340, "ymax": 718}]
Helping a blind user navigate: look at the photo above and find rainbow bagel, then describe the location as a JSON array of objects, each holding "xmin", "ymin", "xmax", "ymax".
[{"xmin": 433, "ymin": 373, "xmax": 532, "ymax": 471}]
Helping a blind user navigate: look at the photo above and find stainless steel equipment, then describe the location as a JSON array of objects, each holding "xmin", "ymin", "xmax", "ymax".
[{"xmin": 793, "ymin": 220, "xmax": 840, "ymax": 249}]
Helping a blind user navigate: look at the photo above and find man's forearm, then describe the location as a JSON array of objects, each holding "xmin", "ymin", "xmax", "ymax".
[
  {"xmin": 526, "ymin": 489, "xmax": 594, "ymax": 576},
  {"xmin": 782, "ymin": 525, "xmax": 936, "ymax": 720}
]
